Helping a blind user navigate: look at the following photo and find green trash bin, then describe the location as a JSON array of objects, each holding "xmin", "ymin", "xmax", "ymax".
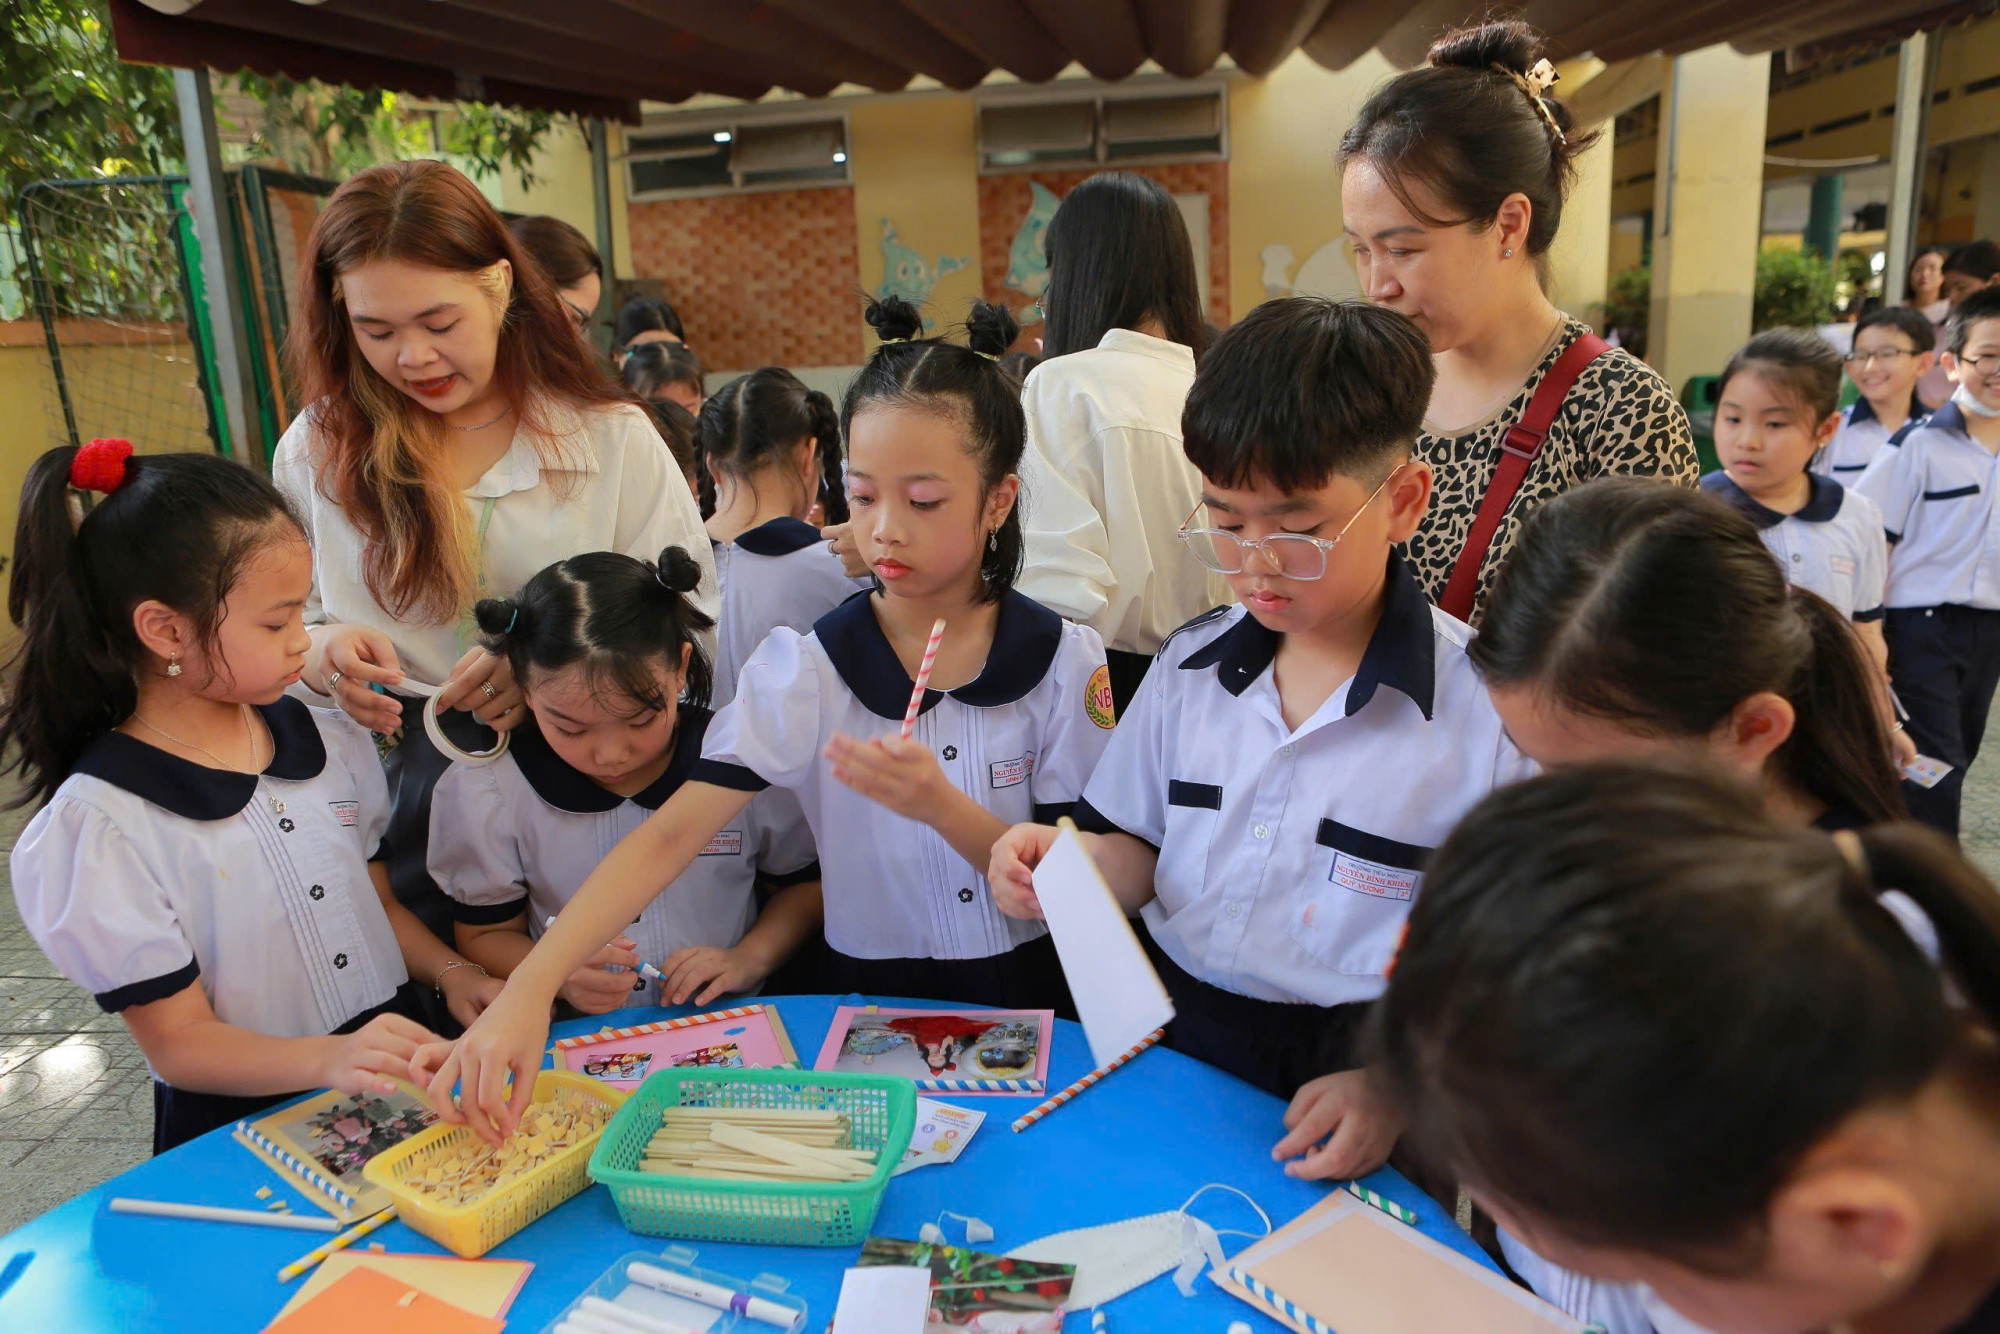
[{"xmin": 1680, "ymin": 374, "xmax": 1720, "ymax": 475}]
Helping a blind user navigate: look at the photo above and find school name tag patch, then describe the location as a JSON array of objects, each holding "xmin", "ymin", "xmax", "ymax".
[
  {"xmin": 1830, "ymin": 556, "xmax": 1856, "ymax": 576},
  {"xmin": 989, "ymin": 754, "xmax": 1034, "ymax": 789},
  {"xmin": 699, "ymin": 829, "xmax": 743, "ymax": 857},
  {"xmin": 1084, "ymin": 664, "xmax": 1116, "ymax": 729},
  {"xmin": 1329, "ymin": 850, "xmax": 1419, "ymax": 902},
  {"xmin": 328, "ymin": 800, "xmax": 360, "ymax": 828}
]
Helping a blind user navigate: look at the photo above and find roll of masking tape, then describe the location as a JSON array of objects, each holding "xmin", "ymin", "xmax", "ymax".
[{"xmin": 398, "ymin": 678, "xmax": 509, "ymax": 766}]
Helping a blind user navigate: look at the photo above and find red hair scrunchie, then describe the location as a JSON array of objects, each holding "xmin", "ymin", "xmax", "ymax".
[{"xmin": 70, "ymin": 438, "xmax": 134, "ymax": 494}]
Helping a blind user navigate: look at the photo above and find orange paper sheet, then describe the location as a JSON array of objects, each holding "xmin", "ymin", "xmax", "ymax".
[
  {"xmin": 274, "ymin": 1251, "xmax": 531, "ymax": 1321},
  {"xmin": 263, "ymin": 1264, "xmax": 504, "ymax": 1334},
  {"xmin": 1215, "ymin": 1194, "xmax": 1586, "ymax": 1334}
]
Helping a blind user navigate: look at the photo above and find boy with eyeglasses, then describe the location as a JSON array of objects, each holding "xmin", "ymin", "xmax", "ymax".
[
  {"xmin": 986, "ymin": 298, "xmax": 1531, "ymax": 1182},
  {"xmin": 1857, "ymin": 286, "xmax": 2000, "ymax": 837},
  {"xmin": 1818, "ymin": 306, "xmax": 1935, "ymax": 480}
]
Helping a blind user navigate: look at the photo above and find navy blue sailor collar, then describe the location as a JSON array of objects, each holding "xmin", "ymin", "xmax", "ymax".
[
  {"xmin": 1179, "ymin": 550, "xmax": 1437, "ymax": 721},
  {"xmin": 815, "ymin": 588, "xmax": 1064, "ymax": 720},
  {"xmin": 1848, "ymin": 391, "xmax": 1925, "ymax": 428},
  {"xmin": 510, "ymin": 703, "xmax": 713, "ymax": 814},
  {"xmin": 72, "ymin": 695, "xmax": 327, "ymax": 821},
  {"xmin": 1924, "ymin": 398, "xmax": 1969, "ymax": 437},
  {"xmin": 1701, "ymin": 469, "xmax": 1844, "ymax": 529},
  {"xmin": 731, "ymin": 516, "xmax": 825, "ymax": 557}
]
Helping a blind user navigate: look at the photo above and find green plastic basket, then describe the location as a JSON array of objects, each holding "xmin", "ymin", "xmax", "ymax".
[{"xmin": 587, "ymin": 1067, "xmax": 917, "ymax": 1247}]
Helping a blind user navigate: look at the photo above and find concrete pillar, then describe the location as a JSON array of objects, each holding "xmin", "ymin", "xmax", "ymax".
[
  {"xmin": 1972, "ymin": 136, "xmax": 2000, "ymax": 243},
  {"xmin": 173, "ymin": 67, "xmax": 262, "ymax": 465},
  {"xmin": 1547, "ymin": 124, "xmax": 1613, "ymax": 326},
  {"xmin": 1648, "ymin": 44, "xmax": 1771, "ymax": 393},
  {"xmin": 1804, "ymin": 174, "xmax": 1845, "ymax": 260},
  {"xmin": 1883, "ymin": 33, "xmax": 1931, "ymax": 306},
  {"xmin": 589, "ymin": 119, "xmax": 616, "ymax": 356}
]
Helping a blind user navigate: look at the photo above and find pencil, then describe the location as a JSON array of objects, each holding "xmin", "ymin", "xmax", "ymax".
[
  {"xmin": 1010, "ymin": 1028, "xmax": 1164, "ymax": 1132},
  {"xmin": 275, "ymin": 1205, "xmax": 398, "ymax": 1282},
  {"xmin": 900, "ymin": 618, "xmax": 947, "ymax": 740}
]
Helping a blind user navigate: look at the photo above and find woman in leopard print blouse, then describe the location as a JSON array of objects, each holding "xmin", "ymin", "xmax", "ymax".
[{"xmin": 1340, "ymin": 19, "xmax": 1696, "ymax": 623}]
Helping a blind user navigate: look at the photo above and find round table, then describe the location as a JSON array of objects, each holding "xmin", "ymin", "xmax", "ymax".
[{"xmin": 0, "ymin": 995, "xmax": 1494, "ymax": 1331}]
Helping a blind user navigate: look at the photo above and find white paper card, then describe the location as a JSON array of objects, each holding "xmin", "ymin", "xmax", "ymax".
[
  {"xmin": 1904, "ymin": 755, "xmax": 1954, "ymax": 789},
  {"xmin": 1034, "ymin": 822, "xmax": 1175, "ymax": 1068},
  {"xmin": 832, "ymin": 1264, "xmax": 932, "ymax": 1334}
]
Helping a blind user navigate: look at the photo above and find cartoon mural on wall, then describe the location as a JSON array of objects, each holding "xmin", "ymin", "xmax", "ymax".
[
  {"xmin": 1004, "ymin": 181, "xmax": 1062, "ymax": 323},
  {"xmin": 1261, "ymin": 239, "xmax": 1362, "ymax": 302},
  {"xmin": 876, "ymin": 218, "xmax": 970, "ymax": 326}
]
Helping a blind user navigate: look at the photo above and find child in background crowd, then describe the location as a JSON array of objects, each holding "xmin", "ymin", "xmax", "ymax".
[
  {"xmin": 1820, "ymin": 306, "xmax": 1934, "ymax": 479},
  {"xmin": 615, "ymin": 294, "xmax": 685, "ymax": 357},
  {"xmin": 623, "ymin": 339, "xmax": 705, "ymax": 418},
  {"xmin": 648, "ymin": 396, "xmax": 700, "ymax": 496}
]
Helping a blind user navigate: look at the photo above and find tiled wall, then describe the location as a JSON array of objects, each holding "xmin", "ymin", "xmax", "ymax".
[
  {"xmin": 977, "ymin": 162, "xmax": 1231, "ymax": 351},
  {"xmin": 626, "ymin": 188, "xmax": 864, "ymax": 371}
]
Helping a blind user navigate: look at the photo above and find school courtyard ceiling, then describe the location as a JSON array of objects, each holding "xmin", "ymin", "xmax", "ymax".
[{"xmin": 109, "ymin": 0, "xmax": 1991, "ymax": 121}]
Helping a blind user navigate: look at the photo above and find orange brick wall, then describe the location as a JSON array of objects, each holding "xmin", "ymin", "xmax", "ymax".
[
  {"xmin": 978, "ymin": 163, "xmax": 1230, "ymax": 353},
  {"xmin": 627, "ymin": 188, "xmax": 863, "ymax": 369}
]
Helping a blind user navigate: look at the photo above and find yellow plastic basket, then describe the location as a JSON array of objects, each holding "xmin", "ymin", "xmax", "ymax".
[{"xmin": 362, "ymin": 1070, "xmax": 623, "ymax": 1257}]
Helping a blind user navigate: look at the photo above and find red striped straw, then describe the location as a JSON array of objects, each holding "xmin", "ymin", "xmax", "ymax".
[
  {"xmin": 1010, "ymin": 1028, "xmax": 1166, "ymax": 1133},
  {"xmin": 900, "ymin": 618, "xmax": 947, "ymax": 740}
]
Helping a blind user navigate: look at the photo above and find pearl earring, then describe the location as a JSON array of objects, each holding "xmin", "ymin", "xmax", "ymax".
[
  {"xmin": 1502, "ymin": 248, "xmax": 1515, "ymax": 259},
  {"xmin": 165, "ymin": 654, "xmax": 181, "ymax": 678}
]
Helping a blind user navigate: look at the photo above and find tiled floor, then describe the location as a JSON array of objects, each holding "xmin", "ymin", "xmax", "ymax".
[{"xmin": 5, "ymin": 734, "xmax": 2000, "ymax": 1237}]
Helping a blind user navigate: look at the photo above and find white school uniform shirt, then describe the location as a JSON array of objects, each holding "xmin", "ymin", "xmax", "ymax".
[
  {"xmin": 1854, "ymin": 400, "xmax": 2000, "ymax": 609},
  {"xmin": 1701, "ymin": 471, "xmax": 1887, "ymax": 620},
  {"xmin": 427, "ymin": 706, "xmax": 817, "ymax": 1009},
  {"xmin": 11, "ymin": 700, "xmax": 405, "ymax": 1073},
  {"xmin": 697, "ymin": 590, "xmax": 1115, "ymax": 962},
  {"xmin": 274, "ymin": 398, "xmax": 717, "ymax": 687},
  {"xmin": 1815, "ymin": 392, "xmax": 1927, "ymax": 480},
  {"xmin": 1075, "ymin": 553, "xmax": 1535, "ymax": 1008},
  {"xmin": 711, "ymin": 517, "xmax": 870, "ymax": 710},
  {"xmin": 1015, "ymin": 329, "xmax": 1231, "ymax": 656}
]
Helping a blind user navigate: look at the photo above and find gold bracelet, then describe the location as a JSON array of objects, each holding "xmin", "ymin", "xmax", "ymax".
[{"xmin": 433, "ymin": 959, "xmax": 489, "ymax": 994}]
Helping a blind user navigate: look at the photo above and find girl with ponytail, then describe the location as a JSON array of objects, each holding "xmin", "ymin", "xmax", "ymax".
[
  {"xmin": 1376, "ymin": 762, "xmax": 2000, "ymax": 1334},
  {"xmin": 698, "ymin": 367, "xmax": 867, "ymax": 708},
  {"xmin": 428, "ymin": 547, "xmax": 821, "ymax": 1014},
  {"xmin": 3, "ymin": 441, "xmax": 499, "ymax": 1151},
  {"xmin": 422, "ymin": 299, "xmax": 1116, "ymax": 1139},
  {"xmin": 1474, "ymin": 476, "xmax": 1906, "ymax": 830}
]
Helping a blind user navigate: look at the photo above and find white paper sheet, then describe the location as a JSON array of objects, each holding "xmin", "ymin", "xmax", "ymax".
[
  {"xmin": 832, "ymin": 1265, "xmax": 932, "ymax": 1334},
  {"xmin": 1034, "ymin": 822, "xmax": 1175, "ymax": 1068}
]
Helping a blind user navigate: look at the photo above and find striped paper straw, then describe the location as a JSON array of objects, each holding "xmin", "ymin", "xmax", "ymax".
[
  {"xmin": 1228, "ymin": 1266, "xmax": 1334, "ymax": 1334},
  {"xmin": 1091, "ymin": 1311, "xmax": 1106, "ymax": 1332},
  {"xmin": 550, "ymin": 1004, "xmax": 767, "ymax": 1051},
  {"xmin": 276, "ymin": 1206, "xmax": 398, "ymax": 1282},
  {"xmin": 916, "ymin": 1078, "xmax": 1043, "ymax": 1094},
  {"xmin": 900, "ymin": 618, "xmax": 947, "ymax": 740},
  {"xmin": 1343, "ymin": 1180, "xmax": 1418, "ymax": 1227},
  {"xmin": 1010, "ymin": 1028, "xmax": 1164, "ymax": 1133}
]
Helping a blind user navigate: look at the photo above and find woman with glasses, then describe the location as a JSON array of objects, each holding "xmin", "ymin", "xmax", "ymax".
[
  {"xmin": 1009, "ymin": 171, "xmax": 1230, "ymax": 714},
  {"xmin": 1341, "ymin": 20, "xmax": 1695, "ymax": 624},
  {"xmin": 505, "ymin": 215, "xmax": 602, "ymax": 338}
]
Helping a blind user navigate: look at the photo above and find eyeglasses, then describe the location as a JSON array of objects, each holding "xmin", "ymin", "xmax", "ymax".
[
  {"xmin": 1844, "ymin": 349, "xmax": 1921, "ymax": 368},
  {"xmin": 1957, "ymin": 353, "xmax": 2000, "ymax": 380},
  {"xmin": 1179, "ymin": 467, "xmax": 1401, "ymax": 582}
]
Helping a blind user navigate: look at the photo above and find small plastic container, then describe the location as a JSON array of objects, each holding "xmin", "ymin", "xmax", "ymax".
[
  {"xmin": 588, "ymin": 1067, "xmax": 916, "ymax": 1248},
  {"xmin": 538, "ymin": 1245, "xmax": 807, "ymax": 1334},
  {"xmin": 363, "ymin": 1070, "xmax": 622, "ymax": 1257}
]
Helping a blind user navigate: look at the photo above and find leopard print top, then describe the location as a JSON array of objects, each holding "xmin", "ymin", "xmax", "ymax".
[{"xmin": 1404, "ymin": 317, "xmax": 1697, "ymax": 622}]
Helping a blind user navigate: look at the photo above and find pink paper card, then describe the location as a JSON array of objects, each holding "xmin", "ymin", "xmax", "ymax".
[
  {"xmin": 553, "ymin": 1003, "xmax": 799, "ymax": 1089},
  {"xmin": 814, "ymin": 1006, "xmax": 1053, "ymax": 1095}
]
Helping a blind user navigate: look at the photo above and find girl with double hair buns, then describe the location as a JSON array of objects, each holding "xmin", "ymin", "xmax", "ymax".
[
  {"xmin": 1340, "ymin": 20, "xmax": 1695, "ymax": 624},
  {"xmin": 275, "ymin": 159, "xmax": 715, "ymax": 958}
]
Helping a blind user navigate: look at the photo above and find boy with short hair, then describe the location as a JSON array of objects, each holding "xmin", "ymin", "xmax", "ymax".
[
  {"xmin": 1856, "ymin": 285, "xmax": 2000, "ymax": 836},
  {"xmin": 988, "ymin": 298, "xmax": 1531, "ymax": 1182},
  {"xmin": 1819, "ymin": 306, "xmax": 1934, "ymax": 479}
]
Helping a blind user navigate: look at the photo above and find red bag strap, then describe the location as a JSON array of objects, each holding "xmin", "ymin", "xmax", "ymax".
[{"xmin": 1436, "ymin": 332, "xmax": 1611, "ymax": 622}]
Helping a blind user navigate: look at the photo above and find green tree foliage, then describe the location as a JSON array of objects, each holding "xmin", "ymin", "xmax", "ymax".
[
  {"xmin": 1603, "ymin": 264, "xmax": 1651, "ymax": 359},
  {"xmin": 1754, "ymin": 245, "xmax": 1838, "ymax": 331}
]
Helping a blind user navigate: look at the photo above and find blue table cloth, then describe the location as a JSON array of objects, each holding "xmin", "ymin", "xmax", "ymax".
[{"xmin": 0, "ymin": 995, "xmax": 1492, "ymax": 1331}]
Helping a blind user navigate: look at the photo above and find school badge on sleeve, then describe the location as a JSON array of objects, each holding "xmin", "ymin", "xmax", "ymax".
[{"xmin": 1084, "ymin": 664, "xmax": 1116, "ymax": 729}]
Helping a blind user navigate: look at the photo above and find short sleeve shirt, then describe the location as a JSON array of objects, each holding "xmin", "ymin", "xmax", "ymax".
[
  {"xmin": 711, "ymin": 518, "xmax": 869, "ymax": 710},
  {"xmin": 1701, "ymin": 471, "xmax": 1888, "ymax": 620},
  {"xmin": 1816, "ymin": 394, "xmax": 1926, "ymax": 480},
  {"xmin": 1854, "ymin": 400, "xmax": 2000, "ymax": 609},
  {"xmin": 1406, "ymin": 318, "xmax": 1698, "ymax": 622}
]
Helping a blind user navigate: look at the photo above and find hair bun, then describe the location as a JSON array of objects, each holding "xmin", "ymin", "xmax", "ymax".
[
  {"xmin": 864, "ymin": 294, "xmax": 926, "ymax": 345},
  {"xmin": 655, "ymin": 545, "xmax": 704, "ymax": 596},
  {"xmin": 965, "ymin": 299, "xmax": 1021, "ymax": 360},
  {"xmin": 473, "ymin": 596, "xmax": 521, "ymax": 637},
  {"xmin": 1427, "ymin": 18, "xmax": 1539, "ymax": 75}
]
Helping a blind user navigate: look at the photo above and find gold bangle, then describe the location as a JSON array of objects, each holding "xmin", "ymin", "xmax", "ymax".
[{"xmin": 433, "ymin": 959, "xmax": 488, "ymax": 994}]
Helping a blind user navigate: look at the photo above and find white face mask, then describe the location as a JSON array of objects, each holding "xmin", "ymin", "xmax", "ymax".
[
  {"xmin": 1954, "ymin": 383, "xmax": 2000, "ymax": 418},
  {"xmin": 1003, "ymin": 1185, "xmax": 1271, "ymax": 1309}
]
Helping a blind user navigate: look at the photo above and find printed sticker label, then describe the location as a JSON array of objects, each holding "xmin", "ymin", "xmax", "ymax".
[
  {"xmin": 1084, "ymin": 664, "xmax": 1116, "ymax": 729},
  {"xmin": 1830, "ymin": 556, "xmax": 1856, "ymax": 576},
  {"xmin": 1329, "ymin": 850, "xmax": 1420, "ymax": 902},
  {"xmin": 700, "ymin": 829, "xmax": 744, "ymax": 857},
  {"xmin": 990, "ymin": 755, "xmax": 1031, "ymax": 789},
  {"xmin": 328, "ymin": 800, "xmax": 359, "ymax": 828}
]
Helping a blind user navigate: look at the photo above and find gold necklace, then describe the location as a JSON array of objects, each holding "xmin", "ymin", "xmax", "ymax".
[{"xmin": 131, "ymin": 704, "xmax": 262, "ymax": 772}]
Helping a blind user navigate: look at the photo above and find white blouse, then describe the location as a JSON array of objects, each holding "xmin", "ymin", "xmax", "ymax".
[
  {"xmin": 275, "ymin": 399, "xmax": 716, "ymax": 686},
  {"xmin": 1016, "ymin": 329, "xmax": 1230, "ymax": 656}
]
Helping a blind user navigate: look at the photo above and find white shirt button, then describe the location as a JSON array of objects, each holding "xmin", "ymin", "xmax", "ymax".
[
  {"xmin": 1280, "ymin": 744, "xmax": 1294, "ymax": 757},
  {"xmin": 1252, "ymin": 823, "xmax": 1269, "ymax": 840},
  {"xmin": 1225, "ymin": 903, "xmax": 1243, "ymax": 918}
]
